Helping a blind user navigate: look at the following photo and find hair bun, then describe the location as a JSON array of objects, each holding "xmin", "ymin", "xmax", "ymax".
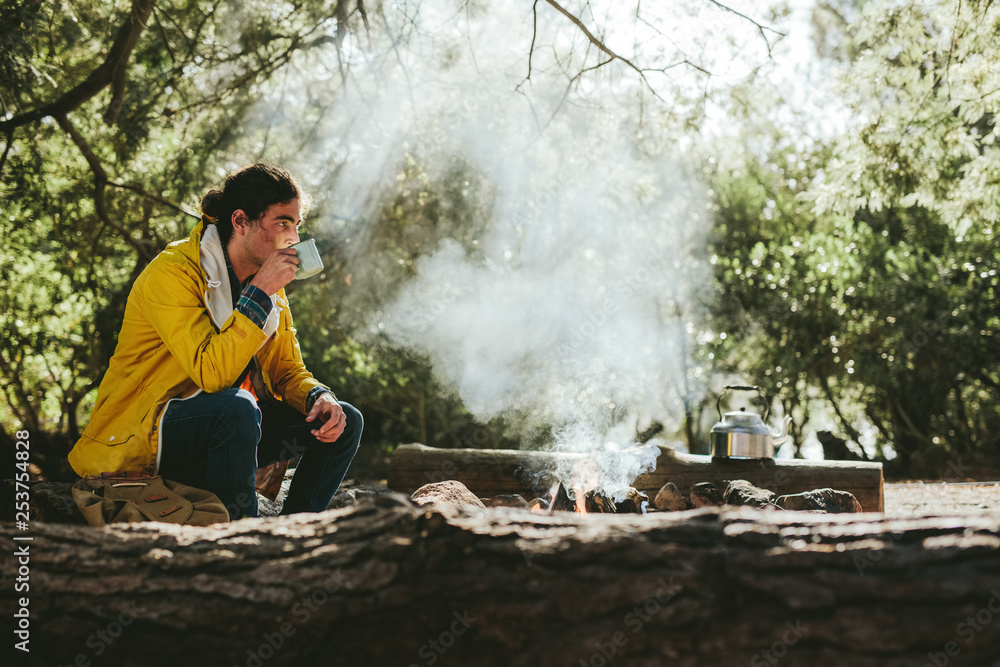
[{"xmin": 200, "ymin": 189, "xmax": 225, "ymax": 219}]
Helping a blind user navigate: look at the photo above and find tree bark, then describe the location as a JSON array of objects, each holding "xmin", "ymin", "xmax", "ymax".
[
  {"xmin": 3, "ymin": 497, "xmax": 999, "ymax": 666},
  {"xmin": 388, "ymin": 443, "xmax": 885, "ymax": 511}
]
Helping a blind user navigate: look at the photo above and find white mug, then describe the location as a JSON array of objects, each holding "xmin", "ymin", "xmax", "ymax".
[{"xmin": 290, "ymin": 239, "xmax": 324, "ymax": 280}]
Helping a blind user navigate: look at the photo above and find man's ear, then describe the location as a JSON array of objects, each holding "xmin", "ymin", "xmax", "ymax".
[{"xmin": 231, "ymin": 209, "xmax": 249, "ymax": 235}]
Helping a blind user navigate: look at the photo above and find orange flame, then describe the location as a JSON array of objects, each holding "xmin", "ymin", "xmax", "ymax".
[
  {"xmin": 531, "ymin": 483, "xmax": 559, "ymax": 514},
  {"xmin": 570, "ymin": 458, "xmax": 599, "ymax": 514}
]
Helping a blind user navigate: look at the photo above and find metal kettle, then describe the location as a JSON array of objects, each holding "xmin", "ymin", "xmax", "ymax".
[{"xmin": 710, "ymin": 385, "xmax": 792, "ymax": 459}]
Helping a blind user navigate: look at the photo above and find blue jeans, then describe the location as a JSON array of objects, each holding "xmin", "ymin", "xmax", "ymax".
[{"xmin": 157, "ymin": 388, "xmax": 362, "ymax": 519}]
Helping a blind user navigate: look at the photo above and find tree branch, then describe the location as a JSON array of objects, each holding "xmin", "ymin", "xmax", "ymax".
[
  {"xmin": 865, "ymin": 409, "xmax": 895, "ymax": 460},
  {"xmin": 108, "ymin": 181, "xmax": 199, "ymax": 219},
  {"xmin": 333, "ymin": 0, "xmax": 351, "ymax": 82},
  {"xmin": 706, "ymin": 0, "xmax": 785, "ymax": 56},
  {"xmin": 526, "ymin": 0, "xmax": 540, "ymax": 83},
  {"xmin": 973, "ymin": 368, "xmax": 1000, "ymax": 395},
  {"xmin": 542, "ymin": 0, "xmax": 666, "ymax": 102},
  {"xmin": 0, "ymin": 352, "xmax": 40, "ymax": 433},
  {"xmin": 54, "ymin": 115, "xmax": 154, "ymax": 261},
  {"xmin": 0, "ymin": 0, "xmax": 156, "ymax": 134},
  {"xmin": 375, "ymin": 3, "xmax": 417, "ymax": 115},
  {"xmin": 151, "ymin": 5, "xmax": 178, "ymax": 66},
  {"xmin": 543, "ymin": 0, "xmax": 625, "ymax": 63},
  {"xmin": 0, "ymin": 129, "xmax": 13, "ymax": 180},
  {"xmin": 817, "ymin": 373, "xmax": 865, "ymax": 445},
  {"xmin": 103, "ymin": 46, "xmax": 130, "ymax": 127},
  {"xmin": 892, "ymin": 397, "xmax": 936, "ymax": 447},
  {"xmin": 171, "ymin": 28, "xmax": 336, "ymax": 116},
  {"xmin": 356, "ymin": 0, "xmax": 371, "ymax": 48}
]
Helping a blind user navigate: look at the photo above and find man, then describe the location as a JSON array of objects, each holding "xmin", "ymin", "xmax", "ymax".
[{"xmin": 68, "ymin": 163, "xmax": 362, "ymax": 519}]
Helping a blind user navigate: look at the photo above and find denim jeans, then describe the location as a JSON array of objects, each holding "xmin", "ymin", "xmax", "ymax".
[{"xmin": 157, "ymin": 388, "xmax": 362, "ymax": 519}]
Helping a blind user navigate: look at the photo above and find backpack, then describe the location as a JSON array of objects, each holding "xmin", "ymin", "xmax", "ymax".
[{"xmin": 71, "ymin": 471, "xmax": 229, "ymax": 526}]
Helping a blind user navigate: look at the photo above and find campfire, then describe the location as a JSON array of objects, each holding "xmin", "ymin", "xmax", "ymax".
[
  {"xmin": 390, "ymin": 442, "xmax": 885, "ymax": 513},
  {"xmin": 526, "ymin": 481, "xmax": 649, "ymax": 514},
  {"xmin": 511, "ymin": 440, "xmax": 660, "ymax": 515},
  {"xmin": 524, "ymin": 453, "xmax": 652, "ymax": 515}
]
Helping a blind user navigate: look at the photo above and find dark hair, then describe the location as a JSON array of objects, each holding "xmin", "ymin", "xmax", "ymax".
[{"xmin": 200, "ymin": 163, "xmax": 307, "ymax": 245}]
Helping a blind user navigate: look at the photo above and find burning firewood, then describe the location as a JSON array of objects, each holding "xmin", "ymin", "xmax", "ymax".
[
  {"xmin": 528, "ymin": 482, "xmax": 647, "ymax": 514},
  {"xmin": 616, "ymin": 488, "xmax": 650, "ymax": 514},
  {"xmin": 389, "ymin": 443, "xmax": 885, "ymax": 511},
  {"xmin": 528, "ymin": 482, "xmax": 570, "ymax": 513},
  {"xmin": 581, "ymin": 489, "xmax": 616, "ymax": 513}
]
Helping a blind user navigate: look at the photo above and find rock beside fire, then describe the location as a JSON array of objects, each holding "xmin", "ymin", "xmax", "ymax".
[
  {"xmin": 327, "ymin": 485, "xmax": 396, "ymax": 510},
  {"xmin": 654, "ymin": 482, "xmax": 688, "ymax": 511},
  {"xmin": 723, "ymin": 480, "xmax": 776, "ymax": 508},
  {"xmin": 410, "ymin": 481, "xmax": 487, "ymax": 510},
  {"xmin": 690, "ymin": 482, "xmax": 725, "ymax": 508},
  {"xmin": 776, "ymin": 488, "xmax": 864, "ymax": 513},
  {"xmin": 483, "ymin": 494, "xmax": 528, "ymax": 509}
]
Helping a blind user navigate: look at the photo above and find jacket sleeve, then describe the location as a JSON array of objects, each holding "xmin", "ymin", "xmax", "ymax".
[
  {"xmin": 262, "ymin": 292, "xmax": 331, "ymax": 413},
  {"xmin": 138, "ymin": 258, "xmax": 268, "ymax": 393}
]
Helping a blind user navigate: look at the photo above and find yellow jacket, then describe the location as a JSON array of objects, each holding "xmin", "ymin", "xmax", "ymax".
[{"xmin": 68, "ymin": 217, "xmax": 328, "ymax": 477}]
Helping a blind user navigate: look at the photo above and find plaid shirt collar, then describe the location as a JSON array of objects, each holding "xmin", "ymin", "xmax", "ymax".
[{"xmin": 221, "ymin": 244, "xmax": 248, "ymax": 300}]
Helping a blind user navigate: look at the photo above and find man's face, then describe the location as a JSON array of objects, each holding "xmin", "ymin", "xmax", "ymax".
[{"xmin": 237, "ymin": 199, "xmax": 302, "ymax": 267}]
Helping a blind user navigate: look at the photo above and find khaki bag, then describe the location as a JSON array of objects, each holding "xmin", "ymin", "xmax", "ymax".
[{"xmin": 72, "ymin": 471, "xmax": 230, "ymax": 526}]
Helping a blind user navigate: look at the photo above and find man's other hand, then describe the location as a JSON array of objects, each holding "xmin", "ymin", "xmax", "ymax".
[
  {"xmin": 305, "ymin": 393, "xmax": 346, "ymax": 443},
  {"xmin": 250, "ymin": 248, "xmax": 299, "ymax": 295}
]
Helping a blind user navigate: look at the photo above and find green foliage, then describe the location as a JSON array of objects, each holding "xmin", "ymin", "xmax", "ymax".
[
  {"xmin": 703, "ymin": 0, "xmax": 1000, "ymax": 476},
  {"xmin": 0, "ymin": 0, "xmax": 372, "ymax": 478},
  {"xmin": 813, "ymin": 0, "xmax": 1000, "ymax": 231}
]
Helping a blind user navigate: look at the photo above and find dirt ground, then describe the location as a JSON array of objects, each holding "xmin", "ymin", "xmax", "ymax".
[{"xmin": 883, "ymin": 481, "xmax": 1000, "ymax": 516}]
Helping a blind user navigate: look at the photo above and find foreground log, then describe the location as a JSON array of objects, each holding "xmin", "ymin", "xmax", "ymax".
[
  {"xmin": 388, "ymin": 443, "xmax": 885, "ymax": 511},
  {"xmin": 2, "ymin": 498, "xmax": 999, "ymax": 666}
]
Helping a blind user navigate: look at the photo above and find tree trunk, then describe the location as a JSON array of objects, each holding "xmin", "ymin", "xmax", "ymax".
[
  {"xmin": 3, "ymin": 497, "xmax": 999, "ymax": 666},
  {"xmin": 388, "ymin": 443, "xmax": 885, "ymax": 511}
]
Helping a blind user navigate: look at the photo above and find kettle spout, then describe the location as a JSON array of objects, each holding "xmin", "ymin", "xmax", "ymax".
[{"xmin": 770, "ymin": 415, "xmax": 793, "ymax": 446}]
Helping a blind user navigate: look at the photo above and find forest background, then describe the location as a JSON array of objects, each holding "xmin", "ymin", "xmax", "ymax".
[{"xmin": 1, "ymin": 0, "xmax": 997, "ymax": 482}]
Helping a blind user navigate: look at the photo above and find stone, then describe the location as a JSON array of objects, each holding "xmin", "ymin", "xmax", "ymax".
[
  {"xmin": 690, "ymin": 482, "xmax": 724, "ymax": 508},
  {"xmin": 653, "ymin": 482, "xmax": 688, "ymax": 511},
  {"xmin": 327, "ymin": 485, "xmax": 396, "ymax": 510},
  {"xmin": 776, "ymin": 488, "xmax": 864, "ymax": 513},
  {"xmin": 723, "ymin": 479, "xmax": 775, "ymax": 508},
  {"xmin": 410, "ymin": 480, "xmax": 487, "ymax": 509},
  {"xmin": 483, "ymin": 494, "xmax": 528, "ymax": 509},
  {"xmin": 616, "ymin": 488, "xmax": 650, "ymax": 514}
]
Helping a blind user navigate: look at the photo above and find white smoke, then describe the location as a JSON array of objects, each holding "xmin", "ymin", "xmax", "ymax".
[
  {"xmin": 371, "ymin": 82, "xmax": 709, "ymax": 494},
  {"xmin": 257, "ymin": 0, "xmax": 780, "ymax": 497}
]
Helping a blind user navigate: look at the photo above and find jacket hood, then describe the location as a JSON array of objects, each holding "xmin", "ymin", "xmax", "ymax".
[{"xmin": 187, "ymin": 216, "xmax": 280, "ymax": 338}]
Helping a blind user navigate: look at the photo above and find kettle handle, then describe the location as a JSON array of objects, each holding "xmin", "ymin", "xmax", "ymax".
[{"xmin": 716, "ymin": 385, "xmax": 769, "ymax": 421}]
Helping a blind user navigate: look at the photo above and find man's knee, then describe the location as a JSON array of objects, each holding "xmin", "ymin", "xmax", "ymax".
[
  {"xmin": 217, "ymin": 388, "xmax": 261, "ymax": 439},
  {"xmin": 339, "ymin": 401, "xmax": 363, "ymax": 443}
]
